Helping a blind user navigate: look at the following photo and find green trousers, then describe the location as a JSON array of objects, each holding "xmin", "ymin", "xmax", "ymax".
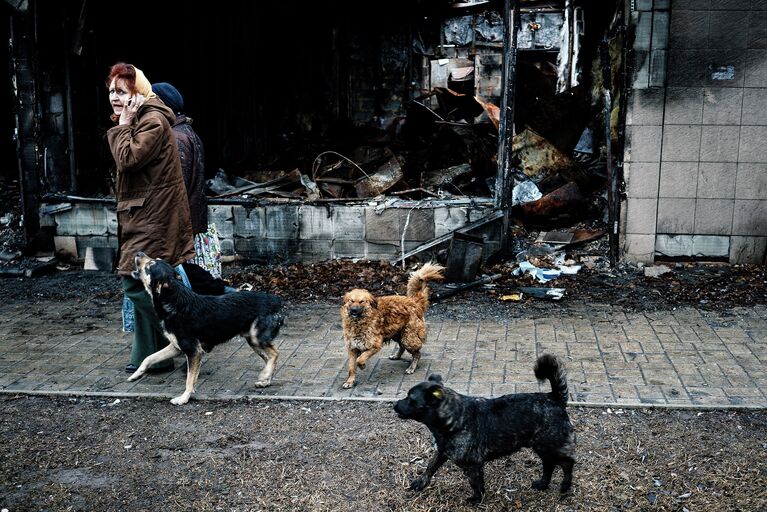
[{"xmin": 121, "ymin": 277, "xmax": 174, "ymax": 370}]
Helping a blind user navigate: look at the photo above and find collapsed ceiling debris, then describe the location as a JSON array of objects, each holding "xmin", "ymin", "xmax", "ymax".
[
  {"xmin": 5, "ymin": 0, "xmax": 625, "ymax": 265},
  {"xmin": 198, "ymin": 1, "xmax": 622, "ymax": 220}
]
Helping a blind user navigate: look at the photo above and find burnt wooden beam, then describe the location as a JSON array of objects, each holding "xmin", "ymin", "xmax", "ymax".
[
  {"xmin": 495, "ymin": 0, "xmax": 520, "ymax": 257},
  {"xmin": 9, "ymin": 8, "xmax": 43, "ymax": 251}
]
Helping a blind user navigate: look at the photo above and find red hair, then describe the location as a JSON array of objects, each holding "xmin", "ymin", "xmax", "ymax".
[{"xmin": 106, "ymin": 62, "xmax": 137, "ymax": 93}]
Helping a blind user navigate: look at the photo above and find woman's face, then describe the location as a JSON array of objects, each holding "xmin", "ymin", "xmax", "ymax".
[{"xmin": 108, "ymin": 78, "xmax": 132, "ymax": 116}]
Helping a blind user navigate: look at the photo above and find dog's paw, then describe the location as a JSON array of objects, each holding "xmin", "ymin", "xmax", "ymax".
[
  {"xmin": 389, "ymin": 354, "xmax": 401, "ymax": 360},
  {"xmin": 409, "ymin": 476, "xmax": 429, "ymax": 492},
  {"xmin": 126, "ymin": 371, "xmax": 143, "ymax": 382},
  {"xmin": 254, "ymin": 379, "xmax": 271, "ymax": 388},
  {"xmin": 404, "ymin": 367, "xmax": 416, "ymax": 375},
  {"xmin": 170, "ymin": 395, "xmax": 190, "ymax": 406},
  {"xmin": 342, "ymin": 381, "xmax": 354, "ymax": 389},
  {"xmin": 531, "ymin": 479, "xmax": 550, "ymax": 491},
  {"xmin": 356, "ymin": 361, "xmax": 366, "ymax": 369}
]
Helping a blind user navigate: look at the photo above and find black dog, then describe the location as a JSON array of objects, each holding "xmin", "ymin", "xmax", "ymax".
[
  {"xmin": 127, "ymin": 252, "xmax": 284, "ymax": 405},
  {"xmin": 394, "ymin": 354, "xmax": 576, "ymax": 504}
]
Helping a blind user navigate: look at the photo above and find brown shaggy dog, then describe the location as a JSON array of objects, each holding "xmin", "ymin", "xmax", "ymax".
[{"xmin": 340, "ymin": 262, "xmax": 445, "ymax": 389}]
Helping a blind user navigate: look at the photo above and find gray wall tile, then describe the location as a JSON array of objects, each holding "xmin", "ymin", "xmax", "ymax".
[
  {"xmin": 739, "ymin": 125, "xmax": 767, "ymax": 161},
  {"xmin": 702, "ymin": 88, "xmax": 743, "ymax": 124},
  {"xmin": 628, "ymin": 88, "xmax": 666, "ymax": 125},
  {"xmin": 399, "ymin": 209, "xmax": 435, "ymax": 241},
  {"xmin": 297, "ymin": 239, "xmax": 333, "ymax": 259},
  {"xmin": 649, "ymin": 50, "xmax": 669, "ymax": 88},
  {"xmin": 745, "ymin": 50, "xmax": 767, "ymax": 87},
  {"xmin": 661, "ymin": 125, "xmax": 702, "ymax": 161},
  {"xmin": 698, "ymin": 162, "xmax": 737, "ymax": 198},
  {"xmin": 670, "ymin": 10, "xmax": 708, "ymax": 49},
  {"xmin": 622, "ymin": 234, "xmax": 656, "ymax": 263},
  {"xmin": 694, "ymin": 199, "xmax": 735, "ymax": 234},
  {"xmin": 625, "ymin": 198, "xmax": 658, "ymax": 234},
  {"xmin": 699, "ymin": 125, "xmax": 740, "ymax": 161},
  {"xmin": 665, "ymin": 87, "xmax": 703, "ymax": 124},
  {"xmin": 672, "ymin": 1, "xmax": 711, "ymax": 11},
  {"xmin": 655, "ymin": 234, "xmax": 730, "ymax": 257},
  {"xmin": 712, "ymin": 0, "xmax": 752, "ymax": 9},
  {"xmin": 669, "ymin": 49, "xmax": 745, "ymax": 87},
  {"xmin": 298, "ymin": 205, "xmax": 333, "ymax": 240},
  {"xmin": 708, "ymin": 11, "xmax": 749, "ymax": 48},
  {"xmin": 434, "ymin": 207, "xmax": 469, "ymax": 237},
  {"xmin": 748, "ymin": 10, "xmax": 767, "ymax": 48},
  {"xmin": 635, "ymin": 0, "xmax": 654, "ymax": 12},
  {"xmin": 333, "ymin": 207, "xmax": 365, "ymax": 240},
  {"xmin": 365, "ymin": 209, "xmax": 400, "ymax": 241},
  {"xmin": 732, "ymin": 199, "xmax": 767, "ymax": 234},
  {"xmin": 657, "ymin": 198, "xmax": 696, "ymax": 233},
  {"xmin": 332, "ymin": 240, "xmax": 367, "ymax": 259},
  {"xmin": 741, "ymin": 88, "xmax": 767, "ymax": 124},
  {"xmin": 659, "ymin": 161, "xmax": 699, "ymax": 197},
  {"xmin": 633, "ymin": 49, "xmax": 651, "ymax": 89},
  {"xmin": 266, "ymin": 206, "xmax": 299, "ymax": 240},
  {"xmin": 626, "ymin": 161, "xmax": 661, "ymax": 198},
  {"xmin": 232, "ymin": 206, "xmax": 266, "ymax": 238},
  {"xmin": 735, "ymin": 162, "xmax": 767, "ymax": 198},
  {"xmin": 627, "ymin": 125, "xmax": 663, "ymax": 161},
  {"xmin": 753, "ymin": 1, "xmax": 767, "ymax": 11},
  {"xmin": 729, "ymin": 236, "xmax": 767, "ymax": 263},
  {"xmin": 652, "ymin": 11, "xmax": 671, "ymax": 50}
]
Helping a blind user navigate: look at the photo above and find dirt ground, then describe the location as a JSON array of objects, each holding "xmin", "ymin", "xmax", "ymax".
[
  {"xmin": 1, "ymin": 253, "xmax": 766, "ymax": 511},
  {"xmin": 1, "ymin": 395, "xmax": 765, "ymax": 512}
]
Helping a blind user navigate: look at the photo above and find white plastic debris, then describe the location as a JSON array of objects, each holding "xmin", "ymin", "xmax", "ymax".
[
  {"xmin": 513, "ymin": 261, "xmax": 561, "ymax": 283},
  {"xmin": 511, "ymin": 179, "xmax": 542, "ymax": 206}
]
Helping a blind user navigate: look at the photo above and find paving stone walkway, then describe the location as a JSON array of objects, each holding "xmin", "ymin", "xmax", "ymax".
[{"xmin": 1, "ymin": 295, "xmax": 766, "ymax": 408}]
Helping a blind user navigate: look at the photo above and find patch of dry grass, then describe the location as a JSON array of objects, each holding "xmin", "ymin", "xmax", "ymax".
[{"xmin": 1, "ymin": 396, "xmax": 766, "ymax": 511}]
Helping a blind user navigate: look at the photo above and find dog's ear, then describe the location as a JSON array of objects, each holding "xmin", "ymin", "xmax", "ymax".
[{"xmin": 428, "ymin": 374, "xmax": 443, "ymax": 384}]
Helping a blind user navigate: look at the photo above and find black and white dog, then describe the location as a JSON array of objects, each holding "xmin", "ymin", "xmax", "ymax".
[
  {"xmin": 127, "ymin": 252, "xmax": 284, "ymax": 405},
  {"xmin": 394, "ymin": 354, "xmax": 576, "ymax": 504}
]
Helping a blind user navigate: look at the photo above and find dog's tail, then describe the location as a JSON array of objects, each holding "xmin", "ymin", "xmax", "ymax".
[
  {"xmin": 406, "ymin": 262, "xmax": 445, "ymax": 313},
  {"xmin": 534, "ymin": 354, "xmax": 568, "ymax": 405}
]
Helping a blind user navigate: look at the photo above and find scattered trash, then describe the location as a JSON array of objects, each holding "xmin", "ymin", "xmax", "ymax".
[
  {"xmin": 511, "ymin": 179, "xmax": 542, "ymax": 206},
  {"xmin": 500, "ymin": 293, "xmax": 523, "ymax": 302},
  {"xmin": 205, "ymin": 411, "xmax": 213, "ymax": 416},
  {"xmin": 513, "ymin": 261, "xmax": 561, "ymax": 283},
  {"xmin": 644, "ymin": 265, "xmax": 672, "ymax": 278},
  {"xmin": 107, "ymin": 399, "xmax": 121, "ymax": 407},
  {"xmin": 519, "ymin": 287, "xmax": 565, "ymax": 301}
]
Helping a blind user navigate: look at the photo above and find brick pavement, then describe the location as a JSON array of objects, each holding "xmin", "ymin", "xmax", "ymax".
[{"xmin": 1, "ymin": 296, "xmax": 766, "ymax": 408}]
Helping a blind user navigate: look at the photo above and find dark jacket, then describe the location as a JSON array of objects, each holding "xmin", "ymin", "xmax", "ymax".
[
  {"xmin": 107, "ymin": 97, "xmax": 195, "ymax": 276},
  {"xmin": 172, "ymin": 115, "xmax": 208, "ymax": 234}
]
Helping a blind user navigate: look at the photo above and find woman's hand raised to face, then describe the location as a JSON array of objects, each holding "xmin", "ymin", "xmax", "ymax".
[{"xmin": 119, "ymin": 93, "xmax": 146, "ymax": 126}]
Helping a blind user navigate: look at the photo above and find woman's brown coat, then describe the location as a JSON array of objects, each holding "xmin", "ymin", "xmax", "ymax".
[{"xmin": 107, "ymin": 97, "xmax": 195, "ymax": 276}]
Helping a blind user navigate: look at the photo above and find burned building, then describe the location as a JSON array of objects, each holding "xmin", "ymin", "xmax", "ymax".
[{"xmin": 3, "ymin": 0, "xmax": 766, "ymax": 266}]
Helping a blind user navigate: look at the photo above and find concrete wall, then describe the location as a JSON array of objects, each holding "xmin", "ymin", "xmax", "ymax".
[
  {"xmin": 622, "ymin": 0, "xmax": 767, "ymax": 264},
  {"xmin": 49, "ymin": 200, "xmax": 499, "ymax": 264}
]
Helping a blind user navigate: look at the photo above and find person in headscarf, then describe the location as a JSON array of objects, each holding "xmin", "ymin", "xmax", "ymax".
[
  {"xmin": 153, "ymin": 82, "xmax": 223, "ymax": 285},
  {"xmin": 106, "ymin": 62, "xmax": 195, "ymax": 374}
]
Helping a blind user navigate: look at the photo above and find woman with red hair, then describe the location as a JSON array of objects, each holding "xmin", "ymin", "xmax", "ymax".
[{"xmin": 106, "ymin": 62, "xmax": 195, "ymax": 375}]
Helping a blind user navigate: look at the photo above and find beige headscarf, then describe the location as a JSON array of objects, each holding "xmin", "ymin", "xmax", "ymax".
[{"xmin": 133, "ymin": 66, "xmax": 157, "ymax": 99}]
